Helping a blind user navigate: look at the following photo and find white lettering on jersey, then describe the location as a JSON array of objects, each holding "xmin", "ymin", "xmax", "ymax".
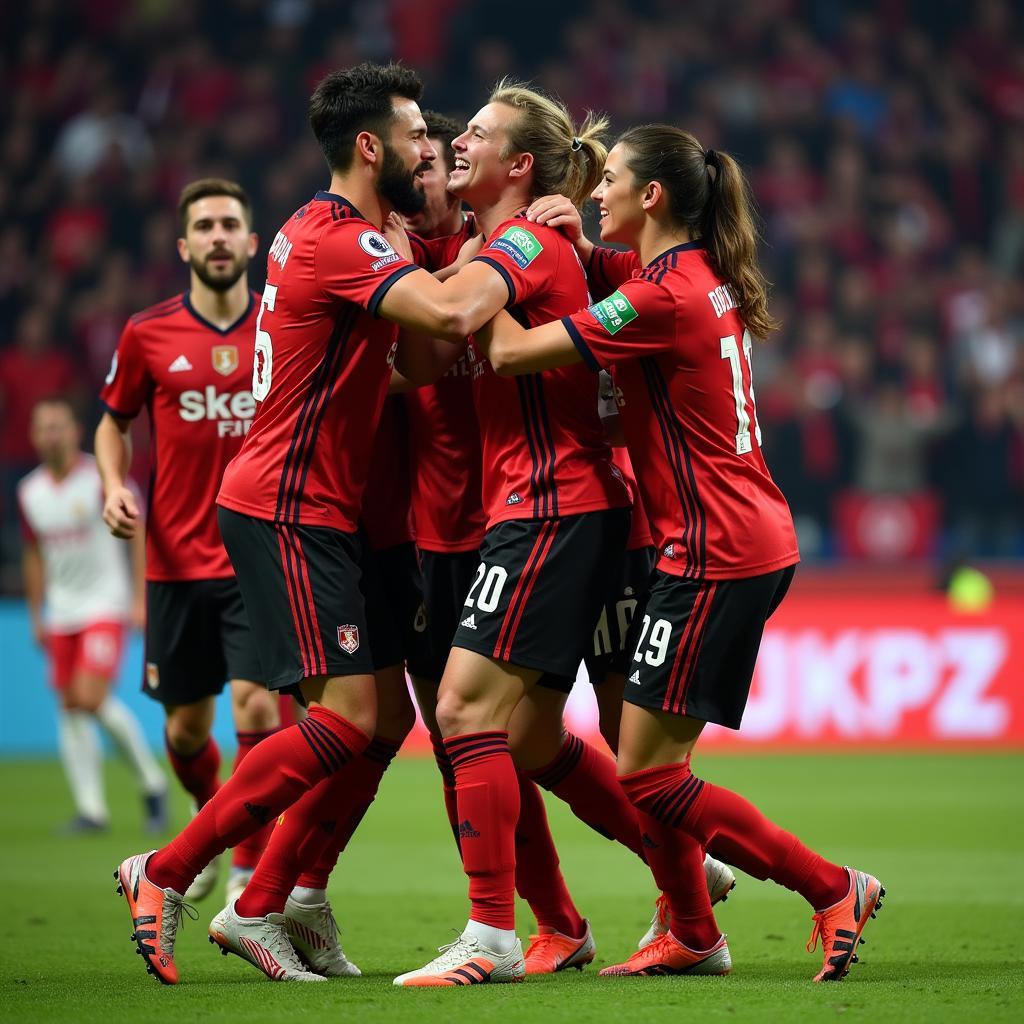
[
  {"xmin": 269, "ymin": 231, "xmax": 293, "ymax": 270},
  {"xmin": 708, "ymin": 284, "xmax": 739, "ymax": 318},
  {"xmin": 179, "ymin": 387, "xmax": 256, "ymax": 436}
]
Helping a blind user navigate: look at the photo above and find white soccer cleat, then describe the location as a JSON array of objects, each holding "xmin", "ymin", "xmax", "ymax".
[
  {"xmin": 208, "ymin": 901, "xmax": 326, "ymax": 982},
  {"xmin": 224, "ymin": 867, "xmax": 252, "ymax": 908},
  {"xmin": 638, "ymin": 855, "xmax": 736, "ymax": 949},
  {"xmin": 185, "ymin": 853, "xmax": 221, "ymax": 902},
  {"xmin": 284, "ymin": 894, "xmax": 361, "ymax": 977},
  {"xmin": 393, "ymin": 933, "xmax": 525, "ymax": 987}
]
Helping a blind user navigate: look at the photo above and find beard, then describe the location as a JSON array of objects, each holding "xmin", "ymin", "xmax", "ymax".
[
  {"xmin": 191, "ymin": 251, "xmax": 248, "ymax": 292},
  {"xmin": 380, "ymin": 143, "xmax": 428, "ymax": 216}
]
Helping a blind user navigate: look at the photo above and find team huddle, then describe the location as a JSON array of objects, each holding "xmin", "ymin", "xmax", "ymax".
[{"xmin": 94, "ymin": 61, "xmax": 884, "ymax": 988}]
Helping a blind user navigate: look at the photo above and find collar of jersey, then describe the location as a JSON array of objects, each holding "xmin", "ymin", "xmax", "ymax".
[
  {"xmin": 183, "ymin": 290, "xmax": 255, "ymax": 336},
  {"xmin": 645, "ymin": 239, "xmax": 705, "ymax": 267},
  {"xmin": 314, "ymin": 190, "xmax": 365, "ymax": 220}
]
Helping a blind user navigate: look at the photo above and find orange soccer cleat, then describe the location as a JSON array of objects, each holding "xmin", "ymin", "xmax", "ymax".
[
  {"xmin": 600, "ymin": 932, "xmax": 731, "ymax": 977},
  {"xmin": 806, "ymin": 866, "xmax": 885, "ymax": 982},
  {"xmin": 115, "ymin": 852, "xmax": 197, "ymax": 985},
  {"xmin": 524, "ymin": 921, "xmax": 596, "ymax": 974}
]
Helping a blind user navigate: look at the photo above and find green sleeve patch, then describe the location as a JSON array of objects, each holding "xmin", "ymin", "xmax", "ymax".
[
  {"xmin": 587, "ymin": 290, "xmax": 639, "ymax": 334},
  {"xmin": 488, "ymin": 226, "xmax": 544, "ymax": 269}
]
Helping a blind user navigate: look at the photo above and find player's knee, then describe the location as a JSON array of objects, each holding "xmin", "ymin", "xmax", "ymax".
[
  {"xmin": 435, "ymin": 690, "xmax": 475, "ymax": 738},
  {"xmin": 164, "ymin": 712, "xmax": 210, "ymax": 754},
  {"xmin": 376, "ymin": 696, "xmax": 416, "ymax": 745},
  {"xmin": 232, "ymin": 686, "xmax": 279, "ymax": 732}
]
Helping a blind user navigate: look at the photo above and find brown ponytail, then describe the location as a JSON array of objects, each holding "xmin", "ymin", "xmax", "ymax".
[
  {"xmin": 490, "ymin": 79, "xmax": 608, "ymax": 208},
  {"xmin": 618, "ymin": 125, "xmax": 780, "ymax": 339}
]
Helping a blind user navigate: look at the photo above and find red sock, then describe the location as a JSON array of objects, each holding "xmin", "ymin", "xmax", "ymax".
[
  {"xmin": 515, "ymin": 773, "xmax": 585, "ymax": 937},
  {"xmin": 147, "ymin": 706, "xmax": 369, "ymax": 895},
  {"xmin": 165, "ymin": 733, "xmax": 221, "ymax": 808},
  {"xmin": 431, "ymin": 733, "xmax": 460, "ymax": 848},
  {"xmin": 444, "ymin": 731, "xmax": 519, "ymax": 930},
  {"xmin": 531, "ymin": 733, "xmax": 646, "ymax": 862},
  {"xmin": 619, "ymin": 767, "xmax": 719, "ymax": 949},
  {"xmin": 294, "ymin": 736, "xmax": 402, "ymax": 889},
  {"xmin": 627, "ymin": 760, "xmax": 848, "ymax": 911},
  {"xmin": 230, "ymin": 730, "xmax": 278, "ymax": 871}
]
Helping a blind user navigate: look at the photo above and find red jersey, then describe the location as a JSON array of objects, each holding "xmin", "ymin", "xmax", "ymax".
[
  {"xmin": 565, "ymin": 242, "xmax": 799, "ymax": 580},
  {"xmin": 360, "ymin": 395, "xmax": 413, "ymax": 551},
  {"xmin": 100, "ymin": 291, "xmax": 258, "ymax": 581},
  {"xmin": 217, "ymin": 192, "xmax": 421, "ymax": 531},
  {"xmin": 405, "ymin": 217, "xmax": 486, "ymax": 553},
  {"xmin": 469, "ymin": 216, "xmax": 629, "ymax": 525}
]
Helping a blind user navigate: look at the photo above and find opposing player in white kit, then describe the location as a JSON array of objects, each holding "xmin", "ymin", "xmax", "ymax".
[{"xmin": 18, "ymin": 396, "xmax": 167, "ymax": 833}]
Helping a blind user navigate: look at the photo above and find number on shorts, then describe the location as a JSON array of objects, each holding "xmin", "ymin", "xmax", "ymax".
[
  {"xmin": 253, "ymin": 283, "xmax": 277, "ymax": 401},
  {"xmin": 465, "ymin": 564, "xmax": 508, "ymax": 613},
  {"xmin": 720, "ymin": 329, "xmax": 761, "ymax": 455},
  {"xmin": 633, "ymin": 614, "xmax": 672, "ymax": 667}
]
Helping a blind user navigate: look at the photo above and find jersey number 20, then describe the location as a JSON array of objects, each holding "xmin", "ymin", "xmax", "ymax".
[
  {"xmin": 253, "ymin": 283, "xmax": 277, "ymax": 402},
  {"xmin": 720, "ymin": 329, "xmax": 761, "ymax": 455}
]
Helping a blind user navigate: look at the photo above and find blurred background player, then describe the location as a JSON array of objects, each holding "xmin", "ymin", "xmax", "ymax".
[
  {"xmin": 18, "ymin": 396, "xmax": 167, "ymax": 833},
  {"xmin": 96, "ymin": 179, "xmax": 280, "ymax": 904}
]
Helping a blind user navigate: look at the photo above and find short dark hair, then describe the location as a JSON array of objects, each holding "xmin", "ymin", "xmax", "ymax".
[
  {"xmin": 309, "ymin": 61, "xmax": 423, "ymax": 173},
  {"xmin": 177, "ymin": 178, "xmax": 253, "ymax": 235},
  {"xmin": 422, "ymin": 110, "xmax": 462, "ymax": 174},
  {"xmin": 33, "ymin": 394, "xmax": 80, "ymax": 423}
]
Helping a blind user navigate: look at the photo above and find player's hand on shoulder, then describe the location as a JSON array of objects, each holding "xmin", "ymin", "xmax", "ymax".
[
  {"xmin": 383, "ymin": 212, "xmax": 413, "ymax": 261},
  {"xmin": 527, "ymin": 195, "xmax": 583, "ymax": 243},
  {"xmin": 103, "ymin": 484, "xmax": 141, "ymax": 539}
]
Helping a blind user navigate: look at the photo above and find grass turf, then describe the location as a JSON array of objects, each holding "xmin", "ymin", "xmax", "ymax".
[{"xmin": 0, "ymin": 753, "xmax": 1022, "ymax": 1023}]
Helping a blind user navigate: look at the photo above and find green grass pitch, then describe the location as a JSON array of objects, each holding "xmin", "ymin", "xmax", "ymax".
[{"xmin": 1, "ymin": 752, "xmax": 1022, "ymax": 1023}]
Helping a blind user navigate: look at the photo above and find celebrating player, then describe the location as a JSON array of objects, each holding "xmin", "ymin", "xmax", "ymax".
[
  {"xmin": 476, "ymin": 125, "xmax": 885, "ymax": 982},
  {"xmin": 19, "ymin": 396, "xmax": 167, "ymax": 834},
  {"xmin": 98, "ymin": 179, "xmax": 281, "ymax": 906}
]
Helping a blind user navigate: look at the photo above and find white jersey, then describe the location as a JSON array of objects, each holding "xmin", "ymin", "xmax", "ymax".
[{"xmin": 18, "ymin": 455, "xmax": 134, "ymax": 633}]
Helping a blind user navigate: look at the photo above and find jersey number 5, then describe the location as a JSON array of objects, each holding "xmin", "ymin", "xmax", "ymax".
[
  {"xmin": 253, "ymin": 283, "xmax": 277, "ymax": 402},
  {"xmin": 720, "ymin": 329, "xmax": 761, "ymax": 455}
]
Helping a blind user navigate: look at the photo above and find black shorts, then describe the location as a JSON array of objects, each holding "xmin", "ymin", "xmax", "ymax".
[
  {"xmin": 584, "ymin": 545, "xmax": 657, "ymax": 685},
  {"xmin": 360, "ymin": 540, "xmax": 432, "ymax": 676},
  {"xmin": 451, "ymin": 509, "xmax": 631, "ymax": 678},
  {"xmin": 418, "ymin": 548, "xmax": 480, "ymax": 682},
  {"xmin": 143, "ymin": 577, "xmax": 262, "ymax": 706},
  {"xmin": 218, "ymin": 507, "xmax": 375, "ymax": 690},
  {"xmin": 623, "ymin": 564, "xmax": 796, "ymax": 730}
]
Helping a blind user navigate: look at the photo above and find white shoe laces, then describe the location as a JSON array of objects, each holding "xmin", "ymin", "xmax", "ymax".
[
  {"xmin": 253, "ymin": 917, "xmax": 313, "ymax": 974},
  {"xmin": 160, "ymin": 891, "xmax": 198, "ymax": 955},
  {"xmin": 423, "ymin": 935, "xmax": 481, "ymax": 972}
]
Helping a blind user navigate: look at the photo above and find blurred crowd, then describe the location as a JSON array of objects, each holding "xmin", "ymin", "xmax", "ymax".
[{"xmin": 1, "ymin": 0, "xmax": 1022, "ymax": 589}]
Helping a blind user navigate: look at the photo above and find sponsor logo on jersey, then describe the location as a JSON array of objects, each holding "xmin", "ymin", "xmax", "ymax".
[
  {"xmin": 629, "ymin": 670, "xmax": 641, "ymax": 685},
  {"xmin": 337, "ymin": 624, "xmax": 360, "ymax": 654},
  {"xmin": 269, "ymin": 230, "xmax": 293, "ymax": 270},
  {"xmin": 178, "ymin": 387, "xmax": 256, "ymax": 436},
  {"xmin": 505, "ymin": 492, "xmax": 522, "ymax": 506},
  {"xmin": 168, "ymin": 354, "xmax": 194, "ymax": 373},
  {"xmin": 105, "ymin": 351, "xmax": 119, "ymax": 384},
  {"xmin": 588, "ymin": 290, "xmax": 638, "ymax": 334},
  {"xmin": 146, "ymin": 662, "xmax": 160, "ymax": 689},
  {"xmin": 358, "ymin": 229, "xmax": 402, "ymax": 271},
  {"xmin": 460, "ymin": 613, "xmax": 477, "ymax": 630},
  {"xmin": 211, "ymin": 345, "xmax": 238, "ymax": 377},
  {"xmin": 489, "ymin": 226, "xmax": 543, "ymax": 269}
]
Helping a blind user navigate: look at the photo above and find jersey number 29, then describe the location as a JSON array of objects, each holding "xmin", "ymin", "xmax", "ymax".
[
  {"xmin": 720, "ymin": 329, "xmax": 761, "ymax": 455},
  {"xmin": 253, "ymin": 283, "xmax": 277, "ymax": 402}
]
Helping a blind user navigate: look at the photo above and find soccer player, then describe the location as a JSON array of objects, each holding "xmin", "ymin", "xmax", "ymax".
[
  {"xmin": 98, "ymin": 179, "xmax": 281, "ymax": 905},
  {"xmin": 19, "ymin": 396, "xmax": 167, "ymax": 833},
  {"xmin": 476, "ymin": 126, "xmax": 885, "ymax": 982}
]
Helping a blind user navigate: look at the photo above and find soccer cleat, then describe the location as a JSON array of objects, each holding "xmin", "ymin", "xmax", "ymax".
[
  {"xmin": 224, "ymin": 867, "xmax": 253, "ymax": 909},
  {"xmin": 806, "ymin": 867, "xmax": 884, "ymax": 982},
  {"xmin": 638, "ymin": 855, "xmax": 737, "ymax": 949},
  {"xmin": 59, "ymin": 814, "xmax": 108, "ymax": 836},
  {"xmin": 115, "ymin": 851, "xmax": 197, "ymax": 985},
  {"xmin": 185, "ymin": 853, "xmax": 221, "ymax": 902},
  {"xmin": 208, "ymin": 901, "xmax": 326, "ymax": 982},
  {"xmin": 524, "ymin": 920, "xmax": 596, "ymax": 974},
  {"xmin": 284, "ymin": 894, "xmax": 362, "ymax": 977},
  {"xmin": 393, "ymin": 934, "xmax": 525, "ymax": 987},
  {"xmin": 600, "ymin": 932, "xmax": 731, "ymax": 977}
]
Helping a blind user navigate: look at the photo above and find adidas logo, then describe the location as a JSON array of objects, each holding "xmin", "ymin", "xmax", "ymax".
[
  {"xmin": 244, "ymin": 802, "xmax": 272, "ymax": 825},
  {"xmin": 168, "ymin": 354, "xmax": 194, "ymax": 372},
  {"xmin": 457, "ymin": 819, "xmax": 481, "ymax": 839},
  {"xmin": 663, "ymin": 543, "xmax": 676, "ymax": 558},
  {"xmin": 505, "ymin": 492, "xmax": 522, "ymax": 505},
  {"xmin": 629, "ymin": 671, "xmax": 641, "ymax": 684},
  {"xmin": 460, "ymin": 613, "xmax": 477, "ymax": 630}
]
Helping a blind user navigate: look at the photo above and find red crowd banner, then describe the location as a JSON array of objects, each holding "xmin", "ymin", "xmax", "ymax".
[{"xmin": 403, "ymin": 596, "xmax": 1024, "ymax": 751}]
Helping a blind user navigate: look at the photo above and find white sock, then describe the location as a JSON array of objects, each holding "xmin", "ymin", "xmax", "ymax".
[
  {"xmin": 464, "ymin": 919, "xmax": 517, "ymax": 954},
  {"xmin": 95, "ymin": 696, "xmax": 167, "ymax": 795},
  {"xmin": 57, "ymin": 709, "xmax": 108, "ymax": 822},
  {"xmin": 290, "ymin": 886, "xmax": 328, "ymax": 906}
]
